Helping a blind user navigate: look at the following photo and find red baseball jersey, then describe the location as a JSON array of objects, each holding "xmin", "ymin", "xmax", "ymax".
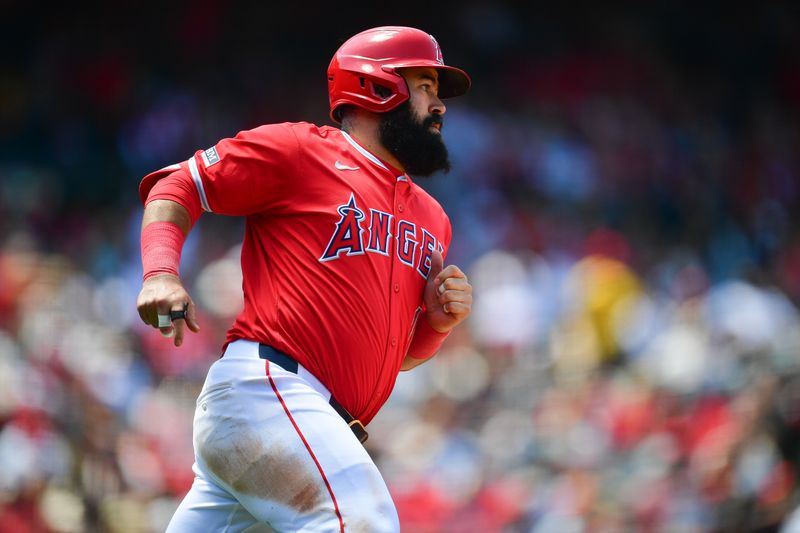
[{"xmin": 140, "ymin": 123, "xmax": 451, "ymax": 424}]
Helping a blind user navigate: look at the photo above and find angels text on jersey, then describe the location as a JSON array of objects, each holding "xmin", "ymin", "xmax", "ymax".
[{"xmin": 320, "ymin": 193, "xmax": 443, "ymax": 279}]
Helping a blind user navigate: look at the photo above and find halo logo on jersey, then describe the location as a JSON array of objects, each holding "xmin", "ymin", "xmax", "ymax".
[{"xmin": 320, "ymin": 193, "xmax": 366, "ymax": 261}]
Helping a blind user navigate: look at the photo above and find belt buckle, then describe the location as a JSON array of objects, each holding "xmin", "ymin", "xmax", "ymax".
[{"xmin": 348, "ymin": 419, "xmax": 369, "ymax": 444}]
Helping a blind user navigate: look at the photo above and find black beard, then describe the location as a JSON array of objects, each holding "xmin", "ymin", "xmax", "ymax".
[{"xmin": 378, "ymin": 102, "xmax": 451, "ymax": 177}]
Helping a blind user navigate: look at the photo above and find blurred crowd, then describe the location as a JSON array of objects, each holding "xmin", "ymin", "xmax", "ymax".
[{"xmin": 2, "ymin": 2, "xmax": 800, "ymax": 532}]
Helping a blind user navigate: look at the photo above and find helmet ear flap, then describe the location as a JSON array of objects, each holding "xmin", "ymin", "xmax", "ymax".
[
  {"xmin": 370, "ymin": 81, "xmax": 393, "ymax": 100},
  {"xmin": 332, "ymin": 79, "xmax": 398, "ymax": 123}
]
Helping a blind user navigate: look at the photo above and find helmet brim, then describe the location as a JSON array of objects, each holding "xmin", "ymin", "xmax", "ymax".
[
  {"xmin": 390, "ymin": 62, "xmax": 471, "ymax": 99},
  {"xmin": 438, "ymin": 66, "xmax": 471, "ymax": 99}
]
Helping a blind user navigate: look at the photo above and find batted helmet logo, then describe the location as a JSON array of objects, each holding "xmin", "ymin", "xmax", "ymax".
[{"xmin": 429, "ymin": 34, "xmax": 444, "ymax": 65}]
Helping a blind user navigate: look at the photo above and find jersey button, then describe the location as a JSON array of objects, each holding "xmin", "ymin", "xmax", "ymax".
[
  {"xmin": 398, "ymin": 204, "xmax": 404, "ymax": 212},
  {"xmin": 391, "ymin": 336, "xmax": 397, "ymax": 347},
  {"xmin": 393, "ymin": 283, "xmax": 400, "ymax": 293}
]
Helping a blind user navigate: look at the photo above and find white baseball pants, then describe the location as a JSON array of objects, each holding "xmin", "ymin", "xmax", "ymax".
[{"xmin": 166, "ymin": 340, "xmax": 399, "ymax": 532}]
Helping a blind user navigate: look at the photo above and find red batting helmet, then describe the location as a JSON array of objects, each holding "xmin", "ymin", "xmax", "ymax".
[{"xmin": 327, "ymin": 26, "xmax": 471, "ymax": 123}]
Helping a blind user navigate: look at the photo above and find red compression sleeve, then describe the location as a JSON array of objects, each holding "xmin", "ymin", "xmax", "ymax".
[
  {"xmin": 406, "ymin": 317, "xmax": 451, "ymax": 360},
  {"xmin": 141, "ymin": 222, "xmax": 185, "ymax": 281}
]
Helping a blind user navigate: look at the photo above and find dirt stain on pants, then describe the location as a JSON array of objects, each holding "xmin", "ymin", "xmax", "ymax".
[{"xmin": 197, "ymin": 414, "xmax": 324, "ymax": 515}]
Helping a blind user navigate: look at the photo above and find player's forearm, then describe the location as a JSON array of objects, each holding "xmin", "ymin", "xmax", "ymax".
[
  {"xmin": 142, "ymin": 199, "xmax": 193, "ymax": 235},
  {"xmin": 140, "ymin": 199, "xmax": 193, "ymax": 281},
  {"xmin": 400, "ymin": 319, "xmax": 451, "ymax": 371},
  {"xmin": 400, "ymin": 354, "xmax": 428, "ymax": 371}
]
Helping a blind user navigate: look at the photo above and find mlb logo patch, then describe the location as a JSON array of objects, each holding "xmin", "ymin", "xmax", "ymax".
[{"xmin": 201, "ymin": 146, "xmax": 220, "ymax": 167}]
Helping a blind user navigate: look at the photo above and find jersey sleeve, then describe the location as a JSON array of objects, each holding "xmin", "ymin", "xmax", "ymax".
[
  {"xmin": 145, "ymin": 170, "xmax": 204, "ymax": 223},
  {"xmin": 140, "ymin": 123, "xmax": 302, "ymax": 217}
]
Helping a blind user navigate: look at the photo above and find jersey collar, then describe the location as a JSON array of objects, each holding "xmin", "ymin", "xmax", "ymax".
[{"xmin": 339, "ymin": 130, "xmax": 408, "ymax": 181}]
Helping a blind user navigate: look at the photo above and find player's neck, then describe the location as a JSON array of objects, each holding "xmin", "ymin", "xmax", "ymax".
[{"xmin": 341, "ymin": 114, "xmax": 405, "ymax": 174}]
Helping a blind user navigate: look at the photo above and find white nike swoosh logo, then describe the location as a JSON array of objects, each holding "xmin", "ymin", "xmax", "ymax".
[{"xmin": 335, "ymin": 160, "xmax": 360, "ymax": 171}]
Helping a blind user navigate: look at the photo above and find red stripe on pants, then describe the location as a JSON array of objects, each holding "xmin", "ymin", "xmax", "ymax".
[{"xmin": 265, "ymin": 361, "xmax": 346, "ymax": 532}]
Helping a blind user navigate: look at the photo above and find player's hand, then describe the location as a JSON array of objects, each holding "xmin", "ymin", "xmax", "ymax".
[
  {"xmin": 136, "ymin": 274, "xmax": 200, "ymax": 347},
  {"xmin": 423, "ymin": 250, "xmax": 472, "ymax": 333}
]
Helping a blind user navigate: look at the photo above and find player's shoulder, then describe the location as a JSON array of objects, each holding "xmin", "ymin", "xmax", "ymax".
[
  {"xmin": 228, "ymin": 122, "xmax": 342, "ymax": 156},
  {"xmin": 245, "ymin": 121, "xmax": 340, "ymax": 141}
]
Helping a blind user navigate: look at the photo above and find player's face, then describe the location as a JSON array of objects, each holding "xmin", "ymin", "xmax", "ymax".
[
  {"xmin": 403, "ymin": 67, "xmax": 446, "ymax": 131},
  {"xmin": 378, "ymin": 68, "xmax": 451, "ymax": 177}
]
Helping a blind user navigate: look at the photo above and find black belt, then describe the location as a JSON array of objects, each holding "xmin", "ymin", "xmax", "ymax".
[{"xmin": 258, "ymin": 344, "xmax": 368, "ymax": 444}]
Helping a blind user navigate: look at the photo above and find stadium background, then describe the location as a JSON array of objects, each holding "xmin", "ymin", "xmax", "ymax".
[{"xmin": 2, "ymin": 2, "xmax": 800, "ymax": 531}]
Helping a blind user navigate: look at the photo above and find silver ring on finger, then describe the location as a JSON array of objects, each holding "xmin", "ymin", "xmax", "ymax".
[{"xmin": 157, "ymin": 314, "xmax": 171, "ymax": 328}]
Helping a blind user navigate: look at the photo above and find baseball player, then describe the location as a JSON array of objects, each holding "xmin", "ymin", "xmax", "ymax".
[{"xmin": 136, "ymin": 26, "xmax": 473, "ymax": 532}]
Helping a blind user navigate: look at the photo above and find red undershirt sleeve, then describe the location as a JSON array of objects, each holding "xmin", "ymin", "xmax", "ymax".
[
  {"xmin": 406, "ymin": 316, "xmax": 450, "ymax": 360},
  {"xmin": 406, "ymin": 215, "xmax": 454, "ymax": 360}
]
